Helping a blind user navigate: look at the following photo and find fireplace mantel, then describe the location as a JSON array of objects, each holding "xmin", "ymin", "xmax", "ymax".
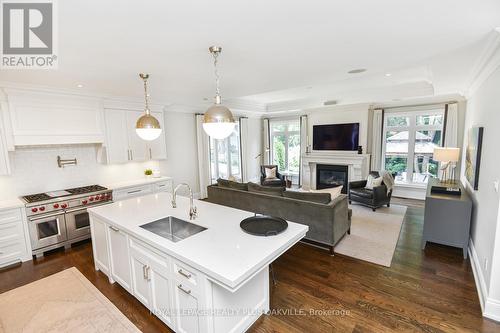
[{"xmin": 301, "ymin": 152, "xmax": 370, "ymax": 190}]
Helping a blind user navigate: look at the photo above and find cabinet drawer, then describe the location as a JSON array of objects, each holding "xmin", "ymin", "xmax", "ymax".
[
  {"xmin": 0, "ymin": 220, "xmax": 24, "ymax": 242},
  {"xmin": 0, "ymin": 239, "xmax": 26, "ymax": 266},
  {"xmin": 0, "ymin": 209, "xmax": 22, "ymax": 225},
  {"xmin": 129, "ymin": 238, "xmax": 169, "ymax": 269},
  {"xmin": 114, "ymin": 185, "xmax": 153, "ymax": 200},
  {"xmin": 173, "ymin": 260, "xmax": 199, "ymax": 290},
  {"xmin": 153, "ymin": 180, "xmax": 172, "ymax": 193}
]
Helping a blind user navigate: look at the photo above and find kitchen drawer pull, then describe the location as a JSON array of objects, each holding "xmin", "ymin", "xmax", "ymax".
[
  {"xmin": 177, "ymin": 284, "xmax": 191, "ymax": 295},
  {"xmin": 142, "ymin": 265, "xmax": 149, "ymax": 280},
  {"xmin": 109, "ymin": 226, "xmax": 119, "ymax": 232},
  {"xmin": 127, "ymin": 189, "xmax": 142, "ymax": 194},
  {"xmin": 178, "ymin": 269, "xmax": 192, "ymax": 279}
]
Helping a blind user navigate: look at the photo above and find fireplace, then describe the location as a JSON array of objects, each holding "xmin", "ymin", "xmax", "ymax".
[{"xmin": 316, "ymin": 164, "xmax": 349, "ymax": 193}]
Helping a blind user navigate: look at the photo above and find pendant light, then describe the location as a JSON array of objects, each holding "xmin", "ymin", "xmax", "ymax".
[
  {"xmin": 203, "ymin": 46, "xmax": 236, "ymax": 140},
  {"xmin": 136, "ymin": 73, "xmax": 162, "ymax": 141}
]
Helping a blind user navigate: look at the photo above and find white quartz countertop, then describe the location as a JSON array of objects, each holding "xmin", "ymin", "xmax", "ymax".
[
  {"xmin": 104, "ymin": 176, "xmax": 172, "ymax": 191},
  {"xmin": 89, "ymin": 192, "xmax": 308, "ymax": 290},
  {"xmin": 0, "ymin": 198, "xmax": 25, "ymax": 211}
]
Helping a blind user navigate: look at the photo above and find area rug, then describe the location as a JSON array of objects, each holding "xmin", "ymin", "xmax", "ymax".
[
  {"xmin": 0, "ymin": 267, "xmax": 140, "ymax": 333},
  {"xmin": 334, "ymin": 204, "xmax": 407, "ymax": 267}
]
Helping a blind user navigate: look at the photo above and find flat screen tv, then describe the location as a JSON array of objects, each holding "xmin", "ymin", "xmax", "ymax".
[{"xmin": 313, "ymin": 123, "xmax": 359, "ymax": 151}]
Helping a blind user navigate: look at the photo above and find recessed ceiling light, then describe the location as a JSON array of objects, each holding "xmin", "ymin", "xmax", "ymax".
[
  {"xmin": 348, "ymin": 68, "xmax": 367, "ymax": 74},
  {"xmin": 76, "ymin": 84, "xmax": 83, "ymax": 88},
  {"xmin": 385, "ymin": 73, "xmax": 392, "ymax": 77}
]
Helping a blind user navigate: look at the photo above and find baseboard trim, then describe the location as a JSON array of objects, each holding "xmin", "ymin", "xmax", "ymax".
[{"xmin": 469, "ymin": 237, "xmax": 500, "ymax": 322}]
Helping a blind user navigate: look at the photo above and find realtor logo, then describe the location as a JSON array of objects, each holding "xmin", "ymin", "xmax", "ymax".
[{"xmin": 1, "ymin": 0, "xmax": 57, "ymax": 69}]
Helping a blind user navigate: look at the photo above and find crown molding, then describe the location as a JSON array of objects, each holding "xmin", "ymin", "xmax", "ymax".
[{"xmin": 464, "ymin": 28, "xmax": 500, "ymax": 98}]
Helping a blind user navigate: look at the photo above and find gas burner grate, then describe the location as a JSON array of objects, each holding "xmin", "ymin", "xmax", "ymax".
[
  {"xmin": 22, "ymin": 193, "xmax": 51, "ymax": 203},
  {"xmin": 65, "ymin": 185, "xmax": 108, "ymax": 195}
]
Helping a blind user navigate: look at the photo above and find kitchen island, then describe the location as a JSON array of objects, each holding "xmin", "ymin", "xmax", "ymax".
[{"xmin": 88, "ymin": 192, "xmax": 308, "ymax": 333}]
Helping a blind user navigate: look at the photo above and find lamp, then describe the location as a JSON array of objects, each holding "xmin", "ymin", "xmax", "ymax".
[
  {"xmin": 202, "ymin": 46, "xmax": 236, "ymax": 140},
  {"xmin": 433, "ymin": 147, "xmax": 460, "ymax": 183},
  {"xmin": 136, "ymin": 74, "xmax": 162, "ymax": 141}
]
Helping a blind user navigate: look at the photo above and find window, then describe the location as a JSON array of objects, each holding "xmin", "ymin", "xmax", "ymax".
[
  {"xmin": 270, "ymin": 119, "xmax": 301, "ymax": 175},
  {"xmin": 209, "ymin": 123, "xmax": 241, "ymax": 183},
  {"xmin": 383, "ymin": 109, "xmax": 444, "ymax": 184}
]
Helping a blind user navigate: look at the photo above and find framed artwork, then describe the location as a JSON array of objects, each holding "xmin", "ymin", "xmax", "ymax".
[{"xmin": 465, "ymin": 127, "xmax": 484, "ymax": 190}]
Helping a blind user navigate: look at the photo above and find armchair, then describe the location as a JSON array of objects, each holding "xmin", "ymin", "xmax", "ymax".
[
  {"xmin": 260, "ymin": 165, "xmax": 286, "ymax": 187},
  {"xmin": 349, "ymin": 171, "xmax": 393, "ymax": 211}
]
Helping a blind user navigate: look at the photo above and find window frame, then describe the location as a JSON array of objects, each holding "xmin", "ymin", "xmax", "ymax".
[
  {"xmin": 270, "ymin": 119, "xmax": 301, "ymax": 174},
  {"xmin": 382, "ymin": 108, "xmax": 444, "ymax": 185},
  {"xmin": 209, "ymin": 122, "xmax": 242, "ymax": 183}
]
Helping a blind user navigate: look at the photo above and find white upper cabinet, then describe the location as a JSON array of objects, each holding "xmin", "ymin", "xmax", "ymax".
[
  {"xmin": 103, "ymin": 108, "xmax": 166, "ymax": 164},
  {"xmin": 4, "ymin": 89, "xmax": 105, "ymax": 146}
]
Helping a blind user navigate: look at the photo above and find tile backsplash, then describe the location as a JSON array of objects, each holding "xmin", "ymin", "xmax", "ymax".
[{"xmin": 0, "ymin": 145, "xmax": 164, "ymax": 200}]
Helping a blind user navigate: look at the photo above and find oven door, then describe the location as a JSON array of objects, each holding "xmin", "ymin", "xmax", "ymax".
[
  {"xmin": 28, "ymin": 212, "xmax": 68, "ymax": 251},
  {"xmin": 65, "ymin": 207, "xmax": 92, "ymax": 240}
]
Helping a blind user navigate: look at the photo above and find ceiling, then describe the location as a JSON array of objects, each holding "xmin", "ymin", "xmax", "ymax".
[{"xmin": 1, "ymin": 0, "xmax": 499, "ymax": 111}]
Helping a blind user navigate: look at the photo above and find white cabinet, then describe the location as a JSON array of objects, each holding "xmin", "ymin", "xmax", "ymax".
[
  {"xmin": 112, "ymin": 178, "xmax": 173, "ymax": 201},
  {"xmin": 107, "ymin": 225, "xmax": 132, "ymax": 291},
  {"xmin": 89, "ymin": 217, "xmax": 111, "ymax": 278},
  {"xmin": 0, "ymin": 208, "xmax": 31, "ymax": 267},
  {"xmin": 103, "ymin": 108, "xmax": 166, "ymax": 164},
  {"xmin": 174, "ymin": 279, "xmax": 202, "ymax": 333}
]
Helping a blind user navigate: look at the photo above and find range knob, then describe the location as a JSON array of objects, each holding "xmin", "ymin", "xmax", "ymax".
[
  {"xmin": 53, "ymin": 203, "xmax": 60, "ymax": 209},
  {"xmin": 39, "ymin": 206, "xmax": 46, "ymax": 212},
  {"xmin": 100, "ymin": 194, "xmax": 106, "ymax": 200},
  {"xmin": 31, "ymin": 207, "xmax": 38, "ymax": 213},
  {"xmin": 89, "ymin": 196, "xmax": 95, "ymax": 202},
  {"xmin": 61, "ymin": 203, "xmax": 68, "ymax": 209},
  {"xmin": 82, "ymin": 200, "xmax": 88, "ymax": 205}
]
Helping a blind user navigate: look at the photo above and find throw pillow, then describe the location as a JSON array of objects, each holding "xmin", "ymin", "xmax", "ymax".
[
  {"xmin": 283, "ymin": 190, "xmax": 331, "ymax": 204},
  {"xmin": 264, "ymin": 167, "xmax": 277, "ymax": 179},
  {"xmin": 248, "ymin": 182, "xmax": 284, "ymax": 197},
  {"xmin": 365, "ymin": 175, "xmax": 383, "ymax": 190},
  {"xmin": 217, "ymin": 178, "xmax": 230, "ymax": 188},
  {"xmin": 311, "ymin": 186, "xmax": 343, "ymax": 200}
]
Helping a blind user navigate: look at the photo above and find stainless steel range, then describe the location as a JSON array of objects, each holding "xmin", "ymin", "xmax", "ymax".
[{"xmin": 21, "ymin": 185, "xmax": 113, "ymax": 258}]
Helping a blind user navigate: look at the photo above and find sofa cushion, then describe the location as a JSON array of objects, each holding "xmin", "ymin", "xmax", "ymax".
[
  {"xmin": 350, "ymin": 188, "xmax": 374, "ymax": 199},
  {"xmin": 311, "ymin": 186, "xmax": 343, "ymax": 200},
  {"xmin": 262, "ymin": 178, "xmax": 283, "ymax": 186},
  {"xmin": 248, "ymin": 182, "xmax": 284, "ymax": 196},
  {"xmin": 217, "ymin": 178, "xmax": 248, "ymax": 191},
  {"xmin": 283, "ymin": 190, "xmax": 331, "ymax": 204}
]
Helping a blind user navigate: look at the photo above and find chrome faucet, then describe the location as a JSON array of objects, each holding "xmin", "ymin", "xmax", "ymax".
[{"xmin": 171, "ymin": 183, "xmax": 197, "ymax": 220}]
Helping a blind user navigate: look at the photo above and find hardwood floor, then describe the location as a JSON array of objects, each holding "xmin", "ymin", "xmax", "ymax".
[{"xmin": 1, "ymin": 206, "xmax": 498, "ymax": 332}]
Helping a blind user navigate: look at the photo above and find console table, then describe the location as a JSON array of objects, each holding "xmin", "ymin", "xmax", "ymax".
[{"xmin": 422, "ymin": 178, "xmax": 472, "ymax": 259}]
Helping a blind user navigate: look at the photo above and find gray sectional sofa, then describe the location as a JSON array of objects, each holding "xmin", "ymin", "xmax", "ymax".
[{"xmin": 206, "ymin": 181, "xmax": 351, "ymax": 254}]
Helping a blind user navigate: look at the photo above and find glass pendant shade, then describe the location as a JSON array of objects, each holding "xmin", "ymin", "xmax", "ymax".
[
  {"xmin": 136, "ymin": 73, "xmax": 162, "ymax": 141},
  {"xmin": 203, "ymin": 104, "xmax": 236, "ymax": 139},
  {"xmin": 136, "ymin": 113, "xmax": 162, "ymax": 141}
]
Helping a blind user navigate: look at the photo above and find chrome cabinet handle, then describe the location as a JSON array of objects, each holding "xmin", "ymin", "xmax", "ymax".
[
  {"xmin": 130, "ymin": 150, "xmax": 133, "ymax": 160},
  {"xmin": 178, "ymin": 269, "xmax": 191, "ymax": 279},
  {"xmin": 177, "ymin": 284, "xmax": 191, "ymax": 294},
  {"xmin": 142, "ymin": 265, "xmax": 148, "ymax": 280},
  {"xmin": 127, "ymin": 149, "xmax": 131, "ymax": 161},
  {"xmin": 127, "ymin": 189, "xmax": 142, "ymax": 194},
  {"xmin": 109, "ymin": 226, "xmax": 119, "ymax": 232},
  {"xmin": 149, "ymin": 148, "xmax": 152, "ymax": 159}
]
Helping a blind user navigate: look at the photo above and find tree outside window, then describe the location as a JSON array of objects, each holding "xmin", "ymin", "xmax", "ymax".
[{"xmin": 270, "ymin": 119, "xmax": 301, "ymax": 182}]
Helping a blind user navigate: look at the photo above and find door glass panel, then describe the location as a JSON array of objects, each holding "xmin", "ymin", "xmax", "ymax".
[
  {"xmin": 386, "ymin": 116, "xmax": 409, "ymax": 127},
  {"xmin": 287, "ymin": 133, "xmax": 300, "ymax": 173},
  {"xmin": 385, "ymin": 130, "xmax": 409, "ymax": 183},
  {"xmin": 272, "ymin": 134, "xmax": 287, "ymax": 171},
  {"xmin": 413, "ymin": 129, "xmax": 442, "ymax": 183},
  {"xmin": 37, "ymin": 220, "xmax": 59, "ymax": 239},
  {"xmin": 74, "ymin": 212, "xmax": 90, "ymax": 229}
]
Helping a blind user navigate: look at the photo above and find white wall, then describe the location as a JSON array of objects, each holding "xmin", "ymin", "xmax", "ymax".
[
  {"xmin": 0, "ymin": 144, "xmax": 161, "ymax": 200},
  {"xmin": 462, "ymin": 64, "xmax": 500, "ymax": 320},
  {"xmin": 163, "ymin": 111, "xmax": 200, "ymax": 195},
  {"xmin": 306, "ymin": 104, "xmax": 370, "ymax": 152}
]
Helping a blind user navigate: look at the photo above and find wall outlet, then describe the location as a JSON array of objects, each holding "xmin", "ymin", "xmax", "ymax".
[{"xmin": 485, "ymin": 258, "xmax": 489, "ymax": 272}]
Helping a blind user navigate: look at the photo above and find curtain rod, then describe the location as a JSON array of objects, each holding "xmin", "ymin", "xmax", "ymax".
[{"xmin": 377, "ymin": 101, "xmax": 458, "ymax": 110}]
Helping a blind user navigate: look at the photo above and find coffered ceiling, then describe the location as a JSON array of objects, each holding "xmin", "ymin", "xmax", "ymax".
[{"xmin": 1, "ymin": 0, "xmax": 499, "ymax": 111}]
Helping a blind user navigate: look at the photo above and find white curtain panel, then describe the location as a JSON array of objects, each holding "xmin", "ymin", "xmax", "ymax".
[
  {"xmin": 371, "ymin": 109, "xmax": 384, "ymax": 171},
  {"xmin": 195, "ymin": 114, "xmax": 211, "ymax": 199},
  {"xmin": 262, "ymin": 118, "xmax": 271, "ymax": 164},
  {"xmin": 444, "ymin": 103, "xmax": 459, "ymax": 147},
  {"xmin": 239, "ymin": 117, "xmax": 249, "ymax": 182},
  {"xmin": 300, "ymin": 115, "xmax": 309, "ymax": 155}
]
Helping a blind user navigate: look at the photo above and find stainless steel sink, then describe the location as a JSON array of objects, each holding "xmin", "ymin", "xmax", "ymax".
[{"xmin": 140, "ymin": 216, "xmax": 207, "ymax": 242}]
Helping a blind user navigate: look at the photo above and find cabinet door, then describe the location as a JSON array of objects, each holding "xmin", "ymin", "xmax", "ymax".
[
  {"xmin": 147, "ymin": 112, "xmax": 167, "ymax": 160},
  {"xmin": 107, "ymin": 225, "xmax": 132, "ymax": 291},
  {"xmin": 104, "ymin": 109, "xmax": 129, "ymax": 164},
  {"xmin": 174, "ymin": 280, "xmax": 201, "ymax": 333},
  {"xmin": 130, "ymin": 245, "xmax": 151, "ymax": 308},
  {"xmin": 90, "ymin": 217, "xmax": 110, "ymax": 276},
  {"xmin": 150, "ymin": 257, "xmax": 175, "ymax": 329},
  {"xmin": 0, "ymin": 116, "xmax": 11, "ymax": 175},
  {"xmin": 126, "ymin": 111, "xmax": 148, "ymax": 162}
]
